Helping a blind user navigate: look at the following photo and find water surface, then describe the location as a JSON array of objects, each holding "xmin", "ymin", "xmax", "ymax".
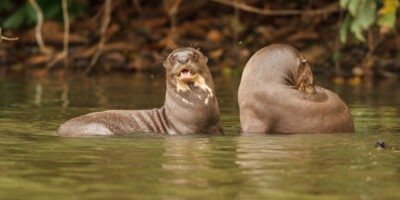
[{"xmin": 0, "ymin": 74, "xmax": 399, "ymax": 199}]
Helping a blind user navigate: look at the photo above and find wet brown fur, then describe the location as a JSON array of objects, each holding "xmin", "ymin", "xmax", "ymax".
[
  {"xmin": 238, "ymin": 44, "xmax": 354, "ymax": 133},
  {"xmin": 57, "ymin": 47, "xmax": 222, "ymax": 136}
]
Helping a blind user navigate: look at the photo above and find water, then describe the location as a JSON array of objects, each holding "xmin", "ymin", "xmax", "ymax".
[{"xmin": 0, "ymin": 73, "xmax": 399, "ymax": 199}]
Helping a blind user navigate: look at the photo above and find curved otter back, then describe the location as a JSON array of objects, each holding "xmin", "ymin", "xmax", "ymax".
[{"xmin": 238, "ymin": 44, "xmax": 354, "ymax": 133}]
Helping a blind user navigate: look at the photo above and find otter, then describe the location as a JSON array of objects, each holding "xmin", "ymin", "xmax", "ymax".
[
  {"xmin": 57, "ymin": 47, "xmax": 222, "ymax": 136},
  {"xmin": 238, "ymin": 44, "xmax": 354, "ymax": 133}
]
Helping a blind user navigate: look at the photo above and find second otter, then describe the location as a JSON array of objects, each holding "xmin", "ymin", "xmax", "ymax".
[
  {"xmin": 57, "ymin": 48, "xmax": 222, "ymax": 136},
  {"xmin": 238, "ymin": 44, "xmax": 354, "ymax": 133}
]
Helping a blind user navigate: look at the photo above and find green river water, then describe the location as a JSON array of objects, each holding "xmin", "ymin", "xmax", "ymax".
[{"xmin": 0, "ymin": 74, "xmax": 399, "ymax": 199}]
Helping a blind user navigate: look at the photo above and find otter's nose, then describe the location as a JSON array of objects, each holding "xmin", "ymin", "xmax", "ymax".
[{"xmin": 177, "ymin": 55, "xmax": 189, "ymax": 64}]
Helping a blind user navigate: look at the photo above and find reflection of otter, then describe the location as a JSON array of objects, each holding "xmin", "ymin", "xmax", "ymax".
[
  {"xmin": 57, "ymin": 48, "xmax": 222, "ymax": 136},
  {"xmin": 238, "ymin": 44, "xmax": 354, "ymax": 133}
]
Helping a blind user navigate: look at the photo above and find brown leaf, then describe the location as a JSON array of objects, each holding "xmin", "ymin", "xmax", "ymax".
[
  {"xmin": 209, "ymin": 49, "xmax": 224, "ymax": 60},
  {"xmin": 131, "ymin": 18, "xmax": 168, "ymax": 29},
  {"xmin": 352, "ymin": 67, "xmax": 363, "ymax": 76},
  {"xmin": 74, "ymin": 42, "xmax": 137, "ymax": 59},
  {"xmin": 21, "ymin": 21, "xmax": 87, "ymax": 44},
  {"xmin": 207, "ymin": 30, "xmax": 223, "ymax": 43},
  {"xmin": 25, "ymin": 54, "xmax": 51, "ymax": 66},
  {"xmin": 288, "ymin": 30, "xmax": 319, "ymax": 41}
]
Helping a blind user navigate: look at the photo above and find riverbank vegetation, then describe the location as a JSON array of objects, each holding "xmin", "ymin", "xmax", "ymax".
[{"xmin": 0, "ymin": 0, "xmax": 398, "ymax": 79}]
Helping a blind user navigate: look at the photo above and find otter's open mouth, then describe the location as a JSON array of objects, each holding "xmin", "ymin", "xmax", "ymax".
[{"xmin": 177, "ymin": 69, "xmax": 197, "ymax": 82}]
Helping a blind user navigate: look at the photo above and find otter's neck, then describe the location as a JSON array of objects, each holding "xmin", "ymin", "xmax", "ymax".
[{"xmin": 162, "ymin": 75, "xmax": 219, "ymax": 134}]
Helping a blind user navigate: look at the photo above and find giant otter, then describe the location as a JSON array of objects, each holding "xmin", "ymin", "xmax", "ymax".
[
  {"xmin": 57, "ymin": 47, "xmax": 222, "ymax": 136},
  {"xmin": 238, "ymin": 44, "xmax": 354, "ymax": 133}
]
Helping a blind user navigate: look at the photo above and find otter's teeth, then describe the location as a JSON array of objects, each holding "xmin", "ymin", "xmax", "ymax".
[{"xmin": 180, "ymin": 70, "xmax": 191, "ymax": 77}]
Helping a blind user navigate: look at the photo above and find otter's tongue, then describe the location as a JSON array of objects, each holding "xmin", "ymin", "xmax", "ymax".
[{"xmin": 180, "ymin": 69, "xmax": 191, "ymax": 78}]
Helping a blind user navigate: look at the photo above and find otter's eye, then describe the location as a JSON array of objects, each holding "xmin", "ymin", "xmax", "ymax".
[
  {"xmin": 191, "ymin": 52, "xmax": 199, "ymax": 62},
  {"xmin": 169, "ymin": 55, "xmax": 176, "ymax": 63}
]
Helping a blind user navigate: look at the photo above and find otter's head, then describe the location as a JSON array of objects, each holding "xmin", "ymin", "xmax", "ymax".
[{"xmin": 163, "ymin": 48, "xmax": 211, "ymax": 92}]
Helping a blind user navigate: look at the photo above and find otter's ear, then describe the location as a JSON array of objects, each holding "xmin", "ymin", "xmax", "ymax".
[
  {"xmin": 296, "ymin": 57, "xmax": 316, "ymax": 95},
  {"xmin": 163, "ymin": 60, "xmax": 168, "ymax": 68},
  {"xmin": 204, "ymin": 56, "xmax": 208, "ymax": 63}
]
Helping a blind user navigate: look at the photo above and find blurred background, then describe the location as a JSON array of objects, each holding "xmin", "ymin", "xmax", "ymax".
[{"xmin": 0, "ymin": 0, "xmax": 398, "ymax": 80}]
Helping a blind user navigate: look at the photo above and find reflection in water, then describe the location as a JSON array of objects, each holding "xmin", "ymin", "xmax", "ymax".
[
  {"xmin": 34, "ymin": 83, "xmax": 42, "ymax": 106},
  {"xmin": 234, "ymin": 135, "xmax": 310, "ymax": 198},
  {"xmin": 234, "ymin": 134, "xmax": 400, "ymax": 199},
  {"xmin": 93, "ymin": 79, "xmax": 109, "ymax": 107},
  {"xmin": 61, "ymin": 82, "xmax": 69, "ymax": 109},
  {"xmin": 162, "ymin": 137, "xmax": 212, "ymax": 186},
  {"xmin": 0, "ymin": 74, "xmax": 399, "ymax": 199},
  {"xmin": 159, "ymin": 136, "xmax": 244, "ymax": 199}
]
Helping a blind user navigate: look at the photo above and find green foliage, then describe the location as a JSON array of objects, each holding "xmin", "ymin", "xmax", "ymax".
[
  {"xmin": 2, "ymin": 4, "xmax": 36, "ymax": 30},
  {"xmin": 377, "ymin": 0, "xmax": 399, "ymax": 28},
  {"xmin": 1, "ymin": 0, "xmax": 85, "ymax": 30},
  {"xmin": 340, "ymin": 0, "xmax": 399, "ymax": 43}
]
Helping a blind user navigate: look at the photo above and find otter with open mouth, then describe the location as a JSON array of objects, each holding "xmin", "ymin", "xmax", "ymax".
[
  {"xmin": 238, "ymin": 44, "xmax": 354, "ymax": 133},
  {"xmin": 57, "ymin": 47, "xmax": 222, "ymax": 136}
]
